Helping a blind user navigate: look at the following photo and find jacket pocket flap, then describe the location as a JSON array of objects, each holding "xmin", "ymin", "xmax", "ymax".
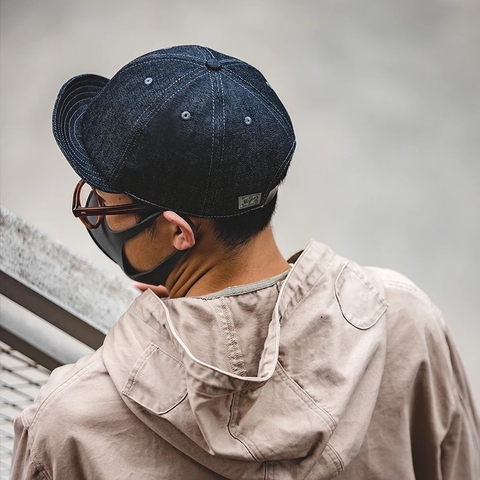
[
  {"xmin": 335, "ymin": 263, "xmax": 387, "ymax": 330},
  {"xmin": 122, "ymin": 343, "xmax": 187, "ymax": 415}
]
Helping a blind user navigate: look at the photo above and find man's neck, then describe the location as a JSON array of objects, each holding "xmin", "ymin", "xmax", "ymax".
[{"xmin": 166, "ymin": 225, "xmax": 290, "ymax": 298}]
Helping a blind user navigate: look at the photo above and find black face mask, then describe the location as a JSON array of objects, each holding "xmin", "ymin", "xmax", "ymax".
[{"xmin": 86, "ymin": 192, "xmax": 197, "ymax": 286}]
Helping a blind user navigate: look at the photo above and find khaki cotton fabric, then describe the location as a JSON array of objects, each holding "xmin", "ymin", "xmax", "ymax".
[{"xmin": 12, "ymin": 242, "xmax": 480, "ymax": 479}]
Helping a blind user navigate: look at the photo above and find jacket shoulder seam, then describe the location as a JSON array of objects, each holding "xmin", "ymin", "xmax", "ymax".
[
  {"xmin": 15, "ymin": 415, "xmax": 51, "ymax": 480},
  {"xmin": 29, "ymin": 450, "xmax": 51, "ymax": 480},
  {"xmin": 369, "ymin": 267, "xmax": 440, "ymax": 314},
  {"xmin": 24, "ymin": 358, "xmax": 103, "ymax": 479},
  {"xmin": 29, "ymin": 358, "xmax": 103, "ymax": 433},
  {"xmin": 383, "ymin": 280, "xmax": 441, "ymax": 314},
  {"xmin": 383, "ymin": 279, "xmax": 430, "ymax": 301},
  {"xmin": 382, "ymin": 278, "xmax": 447, "ymax": 338}
]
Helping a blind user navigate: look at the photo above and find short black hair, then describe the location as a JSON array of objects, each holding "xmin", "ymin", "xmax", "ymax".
[
  {"xmin": 140, "ymin": 195, "xmax": 279, "ymax": 248},
  {"xmin": 212, "ymin": 196, "xmax": 278, "ymax": 250}
]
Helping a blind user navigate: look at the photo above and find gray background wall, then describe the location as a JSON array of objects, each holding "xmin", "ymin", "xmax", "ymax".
[{"xmin": 1, "ymin": 0, "xmax": 479, "ymax": 402}]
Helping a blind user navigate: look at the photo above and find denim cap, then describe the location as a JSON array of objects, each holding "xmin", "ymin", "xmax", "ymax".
[{"xmin": 52, "ymin": 45, "xmax": 296, "ymax": 218}]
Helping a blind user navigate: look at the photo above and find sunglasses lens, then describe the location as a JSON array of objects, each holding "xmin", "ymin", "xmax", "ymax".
[{"xmin": 85, "ymin": 191, "xmax": 102, "ymax": 228}]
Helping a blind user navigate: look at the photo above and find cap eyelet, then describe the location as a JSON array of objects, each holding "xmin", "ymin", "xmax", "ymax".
[
  {"xmin": 144, "ymin": 77, "xmax": 153, "ymax": 85},
  {"xmin": 181, "ymin": 111, "xmax": 191, "ymax": 120},
  {"xmin": 244, "ymin": 116, "xmax": 252, "ymax": 125}
]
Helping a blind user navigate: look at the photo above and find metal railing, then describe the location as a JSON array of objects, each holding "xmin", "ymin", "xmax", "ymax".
[
  {"xmin": 0, "ymin": 205, "xmax": 140, "ymax": 477},
  {"xmin": 0, "ymin": 342, "xmax": 51, "ymax": 479}
]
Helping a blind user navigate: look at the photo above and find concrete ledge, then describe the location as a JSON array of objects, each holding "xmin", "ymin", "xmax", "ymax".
[{"xmin": 0, "ymin": 205, "xmax": 139, "ymax": 351}]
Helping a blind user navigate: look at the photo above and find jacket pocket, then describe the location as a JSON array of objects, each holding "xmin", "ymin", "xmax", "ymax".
[
  {"xmin": 122, "ymin": 342, "xmax": 187, "ymax": 414},
  {"xmin": 335, "ymin": 262, "xmax": 388, "ymax": 330}
]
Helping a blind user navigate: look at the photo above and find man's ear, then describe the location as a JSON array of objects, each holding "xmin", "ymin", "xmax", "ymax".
[{"xmin": 162, "ymin": 211, "xmax": 196, "ymax": 251}]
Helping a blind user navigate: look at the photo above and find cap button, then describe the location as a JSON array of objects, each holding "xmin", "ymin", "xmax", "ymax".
[{"xmin": 205, "ymin": 58, "xmax": 222, "ymax": 71}]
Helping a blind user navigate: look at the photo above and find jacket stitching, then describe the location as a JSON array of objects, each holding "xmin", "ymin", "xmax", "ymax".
[
  {"xmin": 338, "ymin": 263, "xmax": 388, "ymax": 309},
  {"xmin": 123, "ymin": 343, "xmax": 158, "ymax": 395},
  {"xmin": 18, "ymin": 412, "xmax": 48, "ymax": 477},
  {"xmin": 325, "ymin": 443, "xmax": 345, "ymax": 473},
  {"xmin": 228, "ymin": 364, "xmax": 338, "ymax": 464},
  {"xmin": 29, "ymin": 358, "xmax": 102, "ymax": 432},
  {"xmin": 228, "ymin": 390, "xmax": 280, "ymax": 462},
  {"xmin": 26, "ymin": 358, "xmax": 102, "ymax": 480},
  {"xmin": 129, "ymin": 301, "xmax": 174, "ymax": 342},
  {"xmin": 217, "ymin": 299, "xmax": 247, "ymax": 376},
  {"xmin": 122, "ymin": 343, "xmax": 188, "ymax": 415},
  {"xmin": 279, "ymin": 254, "xmax": 335, "ymax": 327},
  {"xmin": 276, "ymin": 362, "xmax": 336, "ymax": 431},
  {"xmin": 384, "ymin": 280, "xmax": 431, "ymax": 302},
  {"xmin": 335, "ymin": 263, "xmax": 388, "ymax": 330},
  {"xmin": 226, "ymin": 393, "xmax": 258, "ymax": 461},
  {"xmin": 230, "ymin": 392, "xmax": 265, "ymax": 460},
  {"xmin": 382, "ymin": 279, "xmax": 451, "ymax": 337},
  {"xmin": 28, "ymin": 448, "xmax": 51, "ymax": 480},
  {"xmin": 270, "ymin": 460, "xmax": 275, "ymax": 480},
  {"xmin": 124, "ymin": 389, "xmax": 188, "ymax": 416}
]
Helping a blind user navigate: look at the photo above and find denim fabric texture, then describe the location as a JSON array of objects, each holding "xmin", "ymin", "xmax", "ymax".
[{"xmin": 52, "ymin": 45, "xmax": 296, "ymax": 218}]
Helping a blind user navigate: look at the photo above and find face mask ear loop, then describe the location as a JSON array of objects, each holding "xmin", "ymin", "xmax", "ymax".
[
  {"xmin": 87, "ymin": 203, "xmax": 200, "ymax": 285},
  {"xmin": 123, "ymin": 214, "xmax": 198, "ymax": 285}
]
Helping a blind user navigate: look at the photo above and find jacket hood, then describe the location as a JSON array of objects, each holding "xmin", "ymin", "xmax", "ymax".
[{"xmin": 102, "ymin": 241, "xmax": 388, "ymax": 479}]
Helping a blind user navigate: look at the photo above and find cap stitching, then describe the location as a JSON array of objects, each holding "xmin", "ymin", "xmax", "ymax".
[
  {"xmin": 223, "ymin": 69, "xmax": 293, "ymax": 140},
  {"xmin": 203, "ymin": 47, "xmax": 216, "ymax": 60},
  {"xmin": 203, "ymin": 45, "xmax": 223, "ymax": 215},
  {"xmin": 214, "ymin": 59, "xmax": 242, "ymax": 66},
  {"xmin": 219, "ymin": 69, "xmax": 296, "ymax": 193},
  {"xmin": 205, "ymin": 70, "xmax": 226, "ymax": 214},
  {"xmin": 201, "ymin": 70, "xmax": 216, "ymax": 213},
  {"xmin": 67, "ymin": 99, "xmax": 110, "ymax": 185},
  {"xmin": 63, "ymin": 91, "xmax": 113, "ymax": 186},
  {"xmin": 219, "ymin": 71, "xmax": 296, "ymax": 203},
  {"xmin": 111, "ymin": 66, "xmax": 206, "ymax": 182},
  {"xmin": 55, "ymin": 77, "xmax": 106, "ymax": 128},
  {"xmin": 62, "ymin": 62, "xmax": 203, "ymax": 187},
  {"xmin": 112, "ymin": 57, "xmax": 203, "ymax": 79},
  {"xmin": 114, "ymin": 69, "xmax": 206, "ymax": 182},
  {"xmin": 263, "ymin": 142, "xmax": 296, "ymax": 197},
  {"xmin": 224, "ymin": 71, "xmax": 292, "ymax": 137},
  {"xmin": 216, "ymin": 73, "xmax": 227, "ymax": 214},
  {"xmin": 227, "ymin": 68, "xmax": 289, "ymax": 124}
]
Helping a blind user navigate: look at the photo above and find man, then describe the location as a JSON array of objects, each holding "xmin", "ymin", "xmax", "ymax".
[{"xmin": 12, "ymin": 45, "xmax": 479, "ymax": 479}]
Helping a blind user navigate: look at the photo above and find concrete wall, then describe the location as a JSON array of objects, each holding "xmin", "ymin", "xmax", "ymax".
[{"xmin": 1, "ymin": 0, "xmax": 479, "ymax": 401}]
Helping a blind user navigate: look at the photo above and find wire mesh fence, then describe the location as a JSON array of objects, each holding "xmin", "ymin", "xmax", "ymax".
[{"xmin": 0, "ymin": 341, "xmax": 51, "ymax": 479}]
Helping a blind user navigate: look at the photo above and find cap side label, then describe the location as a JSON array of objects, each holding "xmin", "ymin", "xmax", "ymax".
[{"xmin": 238, "ymin": 193, "xmax": 262, "ymax": 210}]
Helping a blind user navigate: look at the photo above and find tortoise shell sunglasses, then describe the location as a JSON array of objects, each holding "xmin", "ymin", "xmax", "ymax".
[{"xmin": 72, "ymin": 179, "xmax": 161, "ymax": 229}]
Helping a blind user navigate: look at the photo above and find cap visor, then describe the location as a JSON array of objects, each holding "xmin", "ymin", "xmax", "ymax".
[{"xmin": 52, "ymin": 74, "xmax": 116, "ymax": 191}]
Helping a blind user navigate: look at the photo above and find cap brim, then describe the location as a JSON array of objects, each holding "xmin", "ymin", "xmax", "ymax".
[{"xmin": 52, "ymin": 74, "xmax": 116, "ymax": 192}]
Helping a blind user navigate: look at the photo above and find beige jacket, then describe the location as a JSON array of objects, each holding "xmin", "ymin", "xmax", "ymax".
[{"xmin": 12, "ymin": 241, "xmax": 480, "ymax": 479}]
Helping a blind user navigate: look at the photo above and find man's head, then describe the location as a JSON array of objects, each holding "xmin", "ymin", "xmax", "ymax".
[{"xmin": 53, "ymin": 45, "xmax": 295, "ymax": 288}]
